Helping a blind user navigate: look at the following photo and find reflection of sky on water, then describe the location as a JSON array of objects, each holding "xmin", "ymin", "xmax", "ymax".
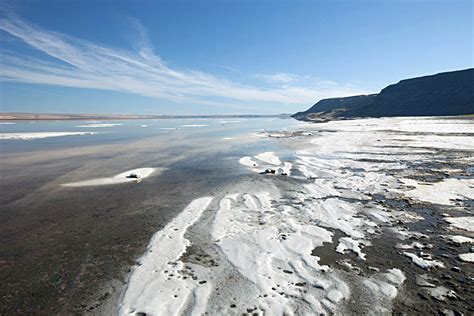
[{"xmin": 0, "ymin": 118, "xmax": 298, "ymax": 153}]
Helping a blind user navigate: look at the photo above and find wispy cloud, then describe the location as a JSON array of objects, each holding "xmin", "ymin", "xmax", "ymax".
[
  {"xmin": 0, "ymin": 13, "xmax": 371, "ymax": 111},
  {"xmin": 256, "ymin": 72, "xmax": 301, "ymax": 83}
]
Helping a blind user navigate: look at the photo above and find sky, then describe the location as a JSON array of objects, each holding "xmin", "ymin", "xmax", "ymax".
[{"xmin": 0, "ymin": 0, "xmax": 472, "ymax": 115}]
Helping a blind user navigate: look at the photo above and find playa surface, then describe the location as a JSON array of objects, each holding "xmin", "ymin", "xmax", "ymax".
[
  {"xmin": 0, "ymin": 118, "xmax": 291, "ymax": 314},
  {"xmin": 1, "ymin": 117, "xmax": 473, "ymax": 314}
]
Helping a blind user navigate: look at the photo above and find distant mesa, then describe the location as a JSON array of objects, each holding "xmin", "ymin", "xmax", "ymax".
[{"xmin": 293, "ymin": 68, "xmax": 474, "ymax": 122}]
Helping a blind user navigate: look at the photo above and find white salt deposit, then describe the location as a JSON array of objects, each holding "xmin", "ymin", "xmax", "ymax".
[
  {"xmin": 216, "ymin": 120, "xmax": 242, "ymax": 124},
  {"xmin": 0, "ymin": 122, "xmax": 15, "ymax": 124},
  {"xmin": 240, "ymin": 152, "xmax": 290, "ymax": 174},
  {"xmin": 426, "ymin": 286, "xmax": 458, "ymax": 301},
  {"xmin": 62, "ymin": 168, "xmax": 156, "ymax": 187},
  {"xmin": 336, "ymin": 237, "xmax": 368, "ymax": 260},
  {"xmin": 363, "ymin": 268, "xmax": 406, "ymax": 300},
  {"xmin": 459, "ymin": 253, "xmax": 474, "ymax": 262},
  {"xmin": 181, "ymin": 124, "xmax": 208, "ymax": 127},
  {"xmin": 254, "ymin": 152, "xmax": 281, "ymax": 165},
  {"xmin": 448, "ymin": 235, "xmax": 474, "ymax": 244},
  {"xmin": 119, "ymin": 197, "xmax": 213, "ymax": 315},
  {"xmin": 416, "ymin": 274, "xmax": 437, "ymax": 288},
  {"xmin": 278, "ymin": 162, "xmax": 292, "ymax": 175},
  {"xmin": 0, "ymin": 132, "xmax": 96, "ymax": 140},
  {"xmin": 76, "ymin": 123, "xmax": 123, "ymax": 127},
  {"xmin": 119, "ymin": 117, "xmax": 473, "ymax": 314},
  {"xmin": 396, "ymin": 242, "xmax": 432, "ymax": 250},
  {"xmin": 399, "ymin": 178, "xmax": 474, "ymax": 205},
  {"xmin": 445, "ymin": 216, "xmax": 474, "ymax": 232},
  {"xmin": 403, "ymin": 252, "xmax": 445, "ymax": 269},
  {"xmin": 238, "ymin": 156, "xmax": 258, "ymax": 168},
  {"xmin": 211, "ymin": 192, "xmax": 345, "ymax": 314}
]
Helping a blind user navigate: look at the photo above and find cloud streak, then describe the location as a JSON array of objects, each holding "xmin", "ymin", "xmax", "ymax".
[{"xmin": 0, "ymin": 13, "xmax": 371, "ymax": 111}]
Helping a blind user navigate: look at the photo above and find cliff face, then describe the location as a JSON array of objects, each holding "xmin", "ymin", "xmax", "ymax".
[
  {"xmin": 293, "ymin": 68, "xmax": 474, "ymax": 121},
  {"xmin": 292, "ymin": 94, "xmax": 377, "ymax": 121}
]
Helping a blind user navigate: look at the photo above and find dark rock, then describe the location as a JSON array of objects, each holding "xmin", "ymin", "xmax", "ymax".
[
  {"xmin": 418, "ymin": 292, "xmax": 429, "ymax": 300},
  {"xmin": 293, "ymin": 68, "xmax": 474, "ymax": 121}
]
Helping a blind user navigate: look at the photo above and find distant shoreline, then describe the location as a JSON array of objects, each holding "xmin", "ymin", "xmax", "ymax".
[{"xmin": 0, "ymin": 113, "xmax": 291, "ymax": 121}]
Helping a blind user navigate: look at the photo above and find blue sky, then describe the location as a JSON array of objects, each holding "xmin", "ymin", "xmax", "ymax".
[{"xmin": 0, "ymin": 0, "xmax": 472, "ymax": 115}]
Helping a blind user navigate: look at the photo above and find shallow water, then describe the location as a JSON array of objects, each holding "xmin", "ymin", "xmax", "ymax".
[
  {"xmin": 0, "ymin": 117, "xmax": 301, "ymax": 314},
  {"xmin": 0, "ymin": 118, "xmax": 296, "ymax": 153}
]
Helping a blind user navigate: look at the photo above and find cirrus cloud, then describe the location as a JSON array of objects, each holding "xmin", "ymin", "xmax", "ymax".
[{"xmin": 0, "ymin": 12, "xmax": 371, "ymax": 112}]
